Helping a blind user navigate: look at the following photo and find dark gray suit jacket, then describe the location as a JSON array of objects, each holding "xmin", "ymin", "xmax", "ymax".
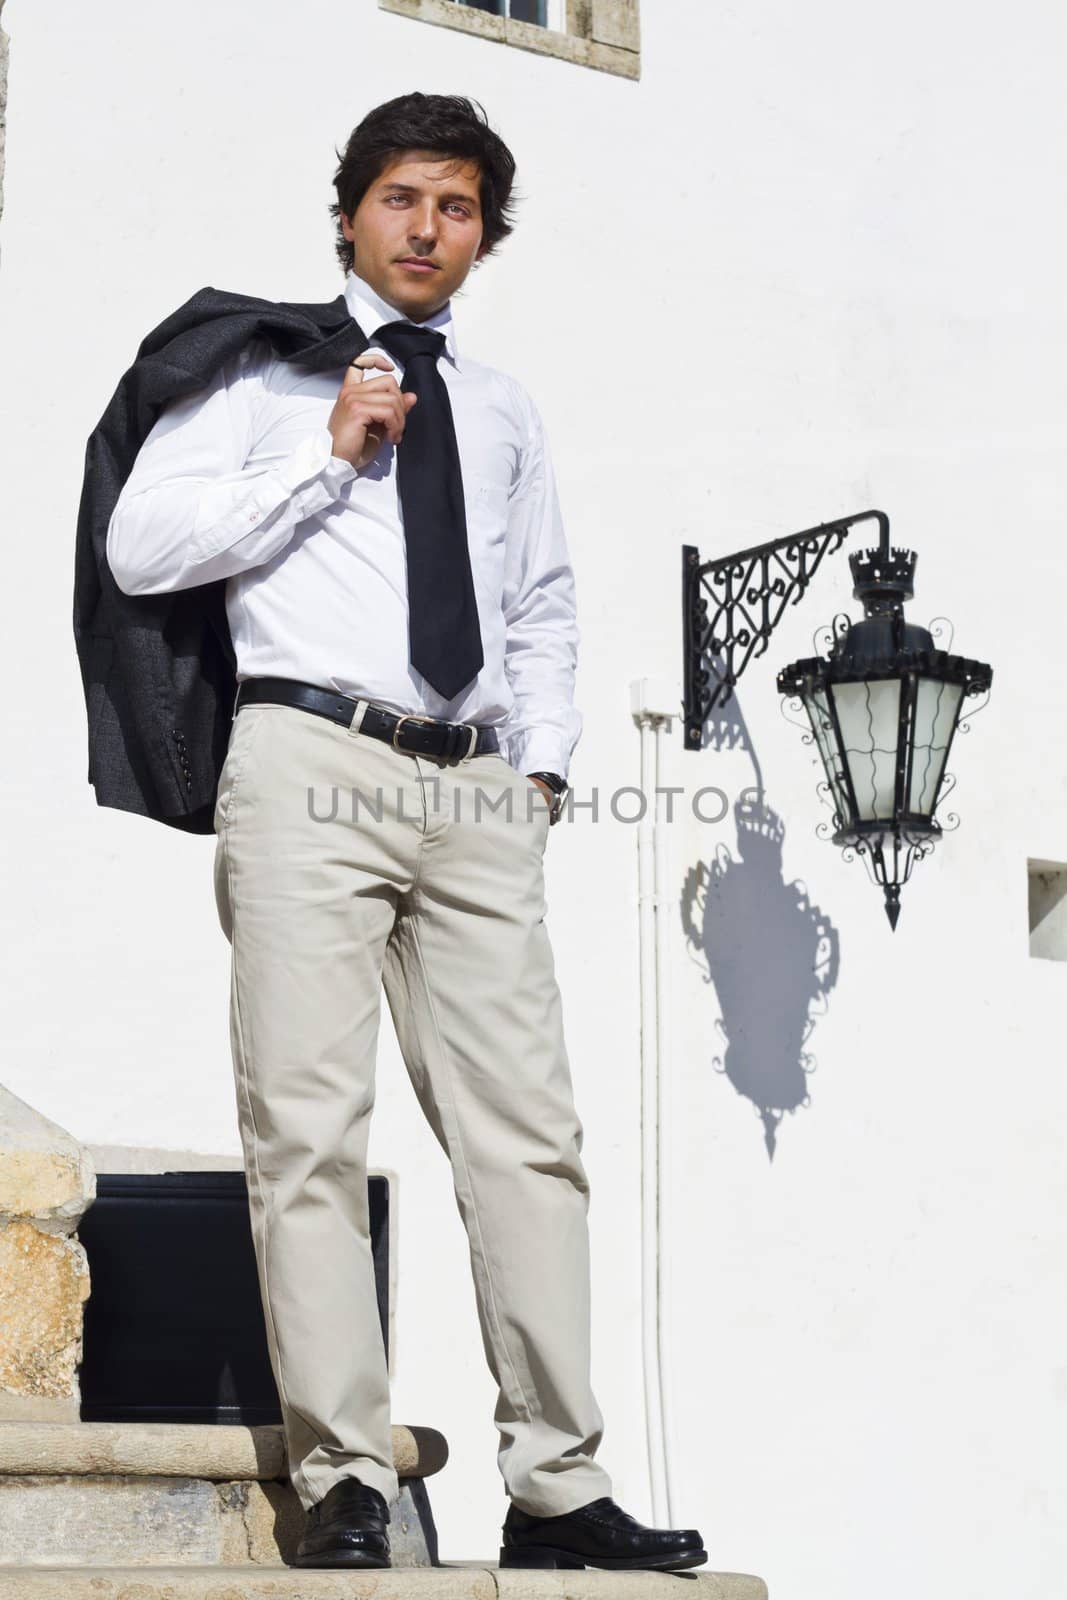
[{"xmin": 73, "ymin": 286, "xmax": 370, "ymax": 833}]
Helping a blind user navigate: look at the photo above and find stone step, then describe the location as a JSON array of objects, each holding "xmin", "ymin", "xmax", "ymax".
[
  {"xmin": 0, "ymin": 1563, "xmax": 770, "ymax": 1598},
  {"xmin": 0, "ymin": 1420, "xmax": 448, "ymax": 1568},
  {"xmin": 0, "ymin": 1472, "xmax": 436, "ymax": 1567},
  {"xmin": 0, "ymin": 1419, "xmax": 447, "ymax": 1481}
]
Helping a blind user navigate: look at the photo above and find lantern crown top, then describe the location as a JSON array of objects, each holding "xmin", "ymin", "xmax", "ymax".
[{"xmin": 849, "ymin": 545, "xmax": 917, "ymax": 614}]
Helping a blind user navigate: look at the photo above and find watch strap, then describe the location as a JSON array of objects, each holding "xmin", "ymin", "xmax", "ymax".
[
  {"xmin": 526, "ymin": 770, "xmax": 567, "ymax": 826},
  {"xmin": 527, "ymin": 770, "xmax": 567, "ymax": 794}
]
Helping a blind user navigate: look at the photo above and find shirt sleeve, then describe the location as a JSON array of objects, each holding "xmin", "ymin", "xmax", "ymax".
[
  {"xmin": 498, "ymin": 384, "xmax": 583, "ymax": 781},
  {"xmin": 105, "ymin": 339, "xmax": 358, "ymax": 595}
]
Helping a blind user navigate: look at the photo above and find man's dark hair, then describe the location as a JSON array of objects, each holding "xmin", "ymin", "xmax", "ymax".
[{"xmin": 329, "ymin": 93, "xmax": 519, "ymax": 275}]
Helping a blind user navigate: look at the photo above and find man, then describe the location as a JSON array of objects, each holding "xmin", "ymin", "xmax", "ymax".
[{"xmin": 105, "ymin": 93, "xmax": 706, "ymax": 1574}]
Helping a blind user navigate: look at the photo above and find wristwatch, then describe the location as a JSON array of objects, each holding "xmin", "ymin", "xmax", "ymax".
[{"xmin": 527, "ymin": 770, "xmax": 568, "ymax": 826}]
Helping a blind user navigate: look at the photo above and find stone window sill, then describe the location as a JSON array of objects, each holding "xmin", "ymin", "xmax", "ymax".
[{"xmin": 378, "ymin": 0, "xmax": 640, "ymax": 80}]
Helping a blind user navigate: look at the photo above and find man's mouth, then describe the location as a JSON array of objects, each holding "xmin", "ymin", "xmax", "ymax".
[{"xmin": 397, "ymin": 258, "xmax": 440, "ymax": 274}]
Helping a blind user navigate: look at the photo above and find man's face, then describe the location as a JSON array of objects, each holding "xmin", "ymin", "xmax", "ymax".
[{"xmin": 342, "ymin": 149, "xmax": 488, "ymax": 321}]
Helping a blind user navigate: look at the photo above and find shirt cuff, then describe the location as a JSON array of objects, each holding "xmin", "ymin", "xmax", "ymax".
[
  {"xmin": 283, "ymin": 427, "xmax": 359, "ymax": 512},
  {"xmin": 262, "ymin": 425, "xmax": 358, "ymax": 505},
  {"xmin": 506, "ymin": 729, "xmax": 573, "ymax": 782}
]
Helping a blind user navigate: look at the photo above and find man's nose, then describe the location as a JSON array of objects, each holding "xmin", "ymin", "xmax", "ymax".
[{"xmin": 408, "ymin": 202, "xmax": 438, "ymax": 243}]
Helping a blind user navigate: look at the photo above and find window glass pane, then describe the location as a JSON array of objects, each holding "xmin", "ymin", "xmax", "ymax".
[
  {"xmin": 455, "ymin": 0, "xmax": 559, "ymax": 22},
  {"xmin": 908, "ymin": 677, "xmax": 962, "ymax": 815},
  {"xmin": 829, "ymin": 678, "xmax": 901, "ymax": 823},
  {"xmin": 805, "ymin": 684, "xmax": 851, "ymax": 824}
]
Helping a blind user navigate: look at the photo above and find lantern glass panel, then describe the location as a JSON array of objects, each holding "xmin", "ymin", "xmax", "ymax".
[
  {"xmin": 908, "ymin": 677, "xmax": 963, "ymax": 816},
  {"xmin": 829, "ymin": 677, "xmax": 901, "ymax": 822},
  {"xmin": 804, "ymin": 682, "xmax": 851, "ymax": 823}
]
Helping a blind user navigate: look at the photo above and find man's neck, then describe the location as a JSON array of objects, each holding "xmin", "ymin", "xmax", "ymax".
[{"xmin": 350, "ymin": 269, "xmax": 446, "ymax": 325}]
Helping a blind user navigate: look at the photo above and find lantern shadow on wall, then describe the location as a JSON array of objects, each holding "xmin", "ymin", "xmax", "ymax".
[{"xmin": 680, "ymin": 669, "xmax": 840, "ymax": 1159}]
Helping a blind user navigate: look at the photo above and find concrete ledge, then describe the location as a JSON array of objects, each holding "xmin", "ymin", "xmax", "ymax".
[
  {"xmin": 493, "ymin": 1571, "xmax": 767, "ymax": 1599},
  {"xmin": 0, "ymin": 1563, "xmax": 768, "ymax": 1598},
  {"xmin": 0, "ymin": 1420, "xmax": 447, "ymax": 1480}
]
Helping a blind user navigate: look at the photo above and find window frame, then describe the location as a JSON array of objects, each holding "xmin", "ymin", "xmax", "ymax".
[{"xmin": 377, "ymin": 0, "xmax": 641, "ymax": 80}]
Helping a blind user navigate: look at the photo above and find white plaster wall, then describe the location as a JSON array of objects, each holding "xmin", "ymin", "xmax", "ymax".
[{"xmin": 0, "ymin": 1, "xmax": 1064, "ymax": 1593}]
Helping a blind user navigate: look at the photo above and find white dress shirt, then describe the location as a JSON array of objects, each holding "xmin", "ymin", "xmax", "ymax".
[{"xmin": 106, "ymin": 270, "xmax": 582, "ymax": 778}]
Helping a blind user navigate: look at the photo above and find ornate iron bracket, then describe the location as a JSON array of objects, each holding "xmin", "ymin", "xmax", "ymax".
[{"xmin": 682, "ymin": 509, "xmax": 890, "ymax": 750}]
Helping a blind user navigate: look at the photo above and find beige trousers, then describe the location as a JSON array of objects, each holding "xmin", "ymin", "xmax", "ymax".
[{"xmin": 211, "ymin": 698, "xmax": 613, "ymax": 1516}]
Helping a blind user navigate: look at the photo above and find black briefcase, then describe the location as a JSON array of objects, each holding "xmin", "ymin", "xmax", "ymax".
[{"xmin": 77, "ymin": 1170, "xmax": 390, "ymax": 1424}]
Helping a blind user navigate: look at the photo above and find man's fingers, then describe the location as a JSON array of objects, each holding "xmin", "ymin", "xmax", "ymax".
[
  {"xmin": 342, "ymin": 351, "xmax": 395, "ymax": 389},
  {"xmin": 345, "ymin": 373, "xmax": 404, "ymax": 402},
  {"xmin": 348, "ymin": 392, "xmax": 411, "ymax": 444},
  {"xmin": 336, "ymin": 354, "xmax": 417, "ymax": 461},
  {"xmin": 348, "ymin": 350, "xmax": 394, "ymax": 373}
]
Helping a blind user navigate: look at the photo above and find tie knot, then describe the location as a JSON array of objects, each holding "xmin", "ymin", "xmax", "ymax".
[{"xmin": 372, "ymin": 320, "xmax": 446, "ymax": 366}]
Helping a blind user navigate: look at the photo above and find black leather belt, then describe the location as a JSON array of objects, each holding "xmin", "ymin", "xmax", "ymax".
[{"xmin": 234, "ymin": 676, "xmax": 500, "ymax": 765}]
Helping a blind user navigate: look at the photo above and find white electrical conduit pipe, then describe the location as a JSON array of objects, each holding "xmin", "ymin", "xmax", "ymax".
[{"xmin": 634, "ymin": 707, "xmax": 676, "ymax": 1526}]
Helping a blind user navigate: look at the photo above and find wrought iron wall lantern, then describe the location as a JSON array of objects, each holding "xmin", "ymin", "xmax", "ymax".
[{"xmin": 682, "ymin": 510, "xmax": 992, "ymax": 927}]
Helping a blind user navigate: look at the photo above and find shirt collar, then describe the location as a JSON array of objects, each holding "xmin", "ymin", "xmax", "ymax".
[{"xmin": 343, "ymin": 269, "xmax": 462, "ymax": 372}]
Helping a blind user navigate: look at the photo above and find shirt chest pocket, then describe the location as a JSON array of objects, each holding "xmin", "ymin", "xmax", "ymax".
[
  {"xmin": 463, "ymin": 474, "xmax": 511, "ymax": 597},
  {"xmin": 467, "ymin": 472, "xmax": 509, "ymax": 517}
]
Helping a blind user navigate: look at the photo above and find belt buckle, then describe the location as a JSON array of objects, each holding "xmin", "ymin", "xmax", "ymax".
[
  {"xmin": 391, "ymin": 713, "xmax": 437, "ymax": 751},
  {"xmin": 391, "ymin": 712, "xmax": 478, "ymax": 764}
]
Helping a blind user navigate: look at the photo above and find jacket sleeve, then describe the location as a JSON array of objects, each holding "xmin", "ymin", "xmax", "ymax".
[
  {"xmin": 498, "ymin": 383, "xmax": 583, "ymax": 781},
  {"xmin": 106, "ymin": 339, "xmax": 357, "ymax": 595}
]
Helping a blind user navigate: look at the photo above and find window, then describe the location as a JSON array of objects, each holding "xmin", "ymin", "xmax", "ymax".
[
  {"xmin": 378, "ymin": 0, "xmax": 640, "ymax": 79},
  {"xmin": 453, "ymin": 0, "xmax": 566, "ymax": 26},
  {"xmin": 1028, "ymin": 859, "xmax": 1067, "ymax": 962}
]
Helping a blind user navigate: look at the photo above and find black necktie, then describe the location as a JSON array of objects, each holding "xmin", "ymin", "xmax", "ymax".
[{"xmin": 371, "ymin": 320, "xmax": 484, "ymax": 702}]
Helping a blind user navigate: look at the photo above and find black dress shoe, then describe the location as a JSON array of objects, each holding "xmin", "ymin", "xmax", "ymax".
[
  {"xmin": 292, "ymin": 1476, "xmax": 392, "ymax": 1568},
  {"xmin": 500, "ymin": 1495, "xmax": 707, "ymax": 1571}
]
